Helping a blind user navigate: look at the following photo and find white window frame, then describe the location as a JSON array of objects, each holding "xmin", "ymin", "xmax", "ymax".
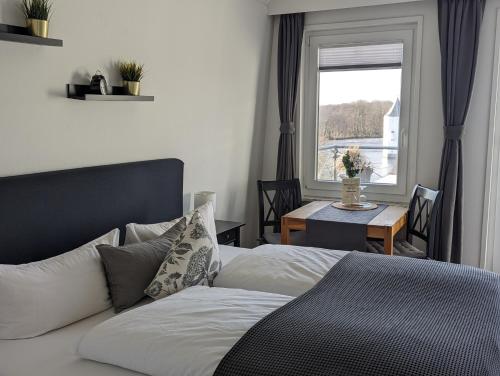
[{"xmin": 299, "ymin": 17, "xmax": 423, "ymax": 203}]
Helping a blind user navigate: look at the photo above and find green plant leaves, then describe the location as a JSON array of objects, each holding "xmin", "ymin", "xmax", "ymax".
[
  {"xmin": 118, "ymin": 61, "xmax": 144, "ymax": 82},
  {"xmin": 22, "ymin": 0, "xmax": 52, "ymax": 20}
]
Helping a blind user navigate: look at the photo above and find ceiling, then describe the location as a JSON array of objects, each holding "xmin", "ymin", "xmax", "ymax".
[{"xmin": 265, "ymin": 0, "xmax": 423, "ymax": 15}]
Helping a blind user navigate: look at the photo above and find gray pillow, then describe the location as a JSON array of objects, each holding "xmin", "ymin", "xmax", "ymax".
[{"xmin": 97, "ymin": 217, "xmax": 187, "ymax": 312}]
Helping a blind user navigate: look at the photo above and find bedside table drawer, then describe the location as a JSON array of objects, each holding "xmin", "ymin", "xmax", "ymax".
[
  {"xmin": 217, "ymin": 229, "xmax": 237, "ymax": 245},
  {"xmin": 215, "ymin": 220, "xmax": 244, "ymax": 247}
]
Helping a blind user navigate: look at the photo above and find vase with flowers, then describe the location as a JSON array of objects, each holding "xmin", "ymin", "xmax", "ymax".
[{"xmin": 336, "ymin": 147, "xmax": 372, "ymax": 206}]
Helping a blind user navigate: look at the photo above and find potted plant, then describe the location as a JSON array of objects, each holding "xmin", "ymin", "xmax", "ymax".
[
  {"xmin": 336, "ymin": 147, "xmax": 369, "ymax": 205},
  {"xmin": 22, "ymin": 0, "xmax": 52, "ymax": 38},
  {"xmin": 118, "ymin": 61, "xmax": 144, "ymax": 96}
]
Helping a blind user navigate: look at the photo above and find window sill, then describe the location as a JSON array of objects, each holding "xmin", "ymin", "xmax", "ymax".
[{"xmin": 302, "ymin": 186, "xmax": 410, "ymax": 205}]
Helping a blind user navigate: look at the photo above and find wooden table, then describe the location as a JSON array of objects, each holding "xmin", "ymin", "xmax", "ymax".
[{"xmin": 281, "ymin": 201, "xmax": 408, "ymax": 255}]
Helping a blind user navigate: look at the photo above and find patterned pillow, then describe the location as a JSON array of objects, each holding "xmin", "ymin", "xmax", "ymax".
[{"xmin": 145, "ymin": 212, "xmax": 221, "ymax": 299}]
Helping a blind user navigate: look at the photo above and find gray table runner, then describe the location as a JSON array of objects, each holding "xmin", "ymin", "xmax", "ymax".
[{"xmin": 306, "ymin": 204, "xmax": 387, "ymax": 251}]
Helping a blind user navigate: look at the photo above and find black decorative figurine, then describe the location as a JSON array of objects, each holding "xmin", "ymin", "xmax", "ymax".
[{"xmin": 89, "ymin": 71, "xmax": 108, "ymax": 95}]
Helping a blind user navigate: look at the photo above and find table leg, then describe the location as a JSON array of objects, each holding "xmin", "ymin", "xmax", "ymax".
[
  {"xmin": 281, "ymin": 218, "xmax": 290, "ymax": 245},
  {"xmin": 384, "ymin": 227, "xmax": 394, "ymax": 256}
]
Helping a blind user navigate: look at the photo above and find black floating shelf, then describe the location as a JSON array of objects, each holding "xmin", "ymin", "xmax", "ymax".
[
  {"xmin": 0, "ymin": 23, "xmax": 63, "ymax": 46},
  {"xmin": 66, "ymin": 84, "xmax": 154, "ymax": 102}
]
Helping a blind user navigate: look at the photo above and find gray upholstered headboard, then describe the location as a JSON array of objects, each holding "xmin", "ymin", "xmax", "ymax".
[{"xmin": 0, "ymin": 159, "xmax": 184, "ymax": 264}]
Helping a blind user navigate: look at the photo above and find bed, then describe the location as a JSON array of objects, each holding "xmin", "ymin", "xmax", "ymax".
[
  {"xmin": 0, "ymin": 245, "xmax": 248, "ymax": 376},
  {"xmin": 0, "ymin": 159, "xmax": 347, "ymax": 375},
  {"xmin": 0, "ymin": 159, "xmax": 183, "ymax": 375},
  {"xmin": 2, "ymin": 159, "xmax": 499, "ymax": 376},
  {"xmin": 0, "ymin": 240, "xmax": 348, "ymax": 376}
]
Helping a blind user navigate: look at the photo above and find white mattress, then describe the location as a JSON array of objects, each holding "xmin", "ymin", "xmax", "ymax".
[{"xmin": 0, "ymin": 245, "xmax": 249, "ymax": 376}]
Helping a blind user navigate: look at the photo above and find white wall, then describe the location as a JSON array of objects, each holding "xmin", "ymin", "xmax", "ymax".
[
  {"xmin": 262, "ymin": 0, "xmax": 500, "ymax": 266},
  {"xmin": 0, "ymin": 0, "xmax": 273, "ymax": 247},
  {"xmin": 466, "ymin": 0, "xmax": 500, "ymax": 267}
]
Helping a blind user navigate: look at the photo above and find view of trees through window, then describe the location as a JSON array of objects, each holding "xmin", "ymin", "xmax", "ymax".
[{"xmin": 317, "ymin": 68, "xmax": 402, "ymax": 185}]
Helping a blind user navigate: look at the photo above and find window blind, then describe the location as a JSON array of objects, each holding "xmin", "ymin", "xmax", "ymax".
[{"xmin": 319, "ymin": 43, "xmax": 403, "ymax": 70}]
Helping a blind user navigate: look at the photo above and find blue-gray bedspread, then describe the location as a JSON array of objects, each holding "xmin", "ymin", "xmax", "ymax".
[{"xmin": 214, "ymin": 252, "xmax": 500, "ymax": 376}]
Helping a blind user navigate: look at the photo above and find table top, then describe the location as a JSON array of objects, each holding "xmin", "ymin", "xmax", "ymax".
[{"xmin": 284, "ymin": 201, "xmax": 407, "ymax": 228}]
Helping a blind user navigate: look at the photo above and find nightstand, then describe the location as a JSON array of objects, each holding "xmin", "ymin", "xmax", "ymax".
[{"xmin": 215, "ymin": 220, "xmax": 245, "ymax": 247}]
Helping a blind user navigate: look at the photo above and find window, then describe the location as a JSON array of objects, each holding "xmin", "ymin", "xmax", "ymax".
[
  {"xmin": 317, "ymin": 44, "xmax": 403, "ymax": 185},
  {"xmin": 301, "ymin": 21, "xmax": 421, "ymax": 202}
]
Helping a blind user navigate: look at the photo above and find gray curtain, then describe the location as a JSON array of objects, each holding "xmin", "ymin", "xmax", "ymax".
[
  {"xmin": 436, "ymin": 0, "xmax": 485, "ymax": 263},
  {"xmin": 276, "ymin": 13, "xmax": 305, "ymax": 181}
]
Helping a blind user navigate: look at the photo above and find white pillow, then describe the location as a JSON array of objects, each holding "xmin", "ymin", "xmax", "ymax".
[
  {"xmin": 125, "ymin": 202, "xmax": 218, "ymax": 250},
  {"xmin": 124, "ymin": 217, "xmax": 184, "ymax": 245},
  {"xmin": 214, "ymin": 244, "xmax": 348, "ymax": 297},
  {"xmin": 0, "ymin": 229, "xmax": 119, "ymax": 339}
]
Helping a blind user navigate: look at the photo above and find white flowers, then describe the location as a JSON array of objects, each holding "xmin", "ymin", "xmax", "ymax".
[{"xmin": 336, "ymin": 147, "xmax": 372, "ymax": 178}]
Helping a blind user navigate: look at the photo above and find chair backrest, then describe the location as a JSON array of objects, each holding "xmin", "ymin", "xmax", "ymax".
[
  {"xmin": 407, "ymin": 185, "xmax": 442, "ymax": 258},
  {"xmin": 257, "ymin": 179, "xmax": 302, "ymax": 238}
]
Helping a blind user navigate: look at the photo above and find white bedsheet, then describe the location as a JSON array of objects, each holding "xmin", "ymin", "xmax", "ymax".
[
  {"xmin": 0, "ymin": 245, "xmax": 248, "ymax": 376},
  {"xmin": 78, "ymin": 286, "xmax": 292, "ymax": 376},
  {"xmin": 0, "ymin": 307, "xmax": 145, "ymax": 376},
  {"xmin": 214, "ymin": 244, "xmax": 348, "ymax": 296}
]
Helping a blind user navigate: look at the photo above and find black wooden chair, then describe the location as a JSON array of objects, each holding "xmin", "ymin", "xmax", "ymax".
[
  {"xmin": 257, "ymin": 179, "xmax": 305, "ymax": 245},
  {"xmin": 367, "ymin": 185, "xmax": 442, "ymax": 259}
]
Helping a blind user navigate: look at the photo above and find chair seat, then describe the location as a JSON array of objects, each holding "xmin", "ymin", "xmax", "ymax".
[
  {"xmin": 366, "ymin": 240, "xmax": 426, "ymax": 259},
  {"xmin": 263, "ymin": 231, "xmax": 307, "ymax": 246}
]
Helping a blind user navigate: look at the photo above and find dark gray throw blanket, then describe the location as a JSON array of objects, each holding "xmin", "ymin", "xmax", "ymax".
[{"xmin": 213, "ymin": 252, "xmax": 500, "ymax": 376}]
